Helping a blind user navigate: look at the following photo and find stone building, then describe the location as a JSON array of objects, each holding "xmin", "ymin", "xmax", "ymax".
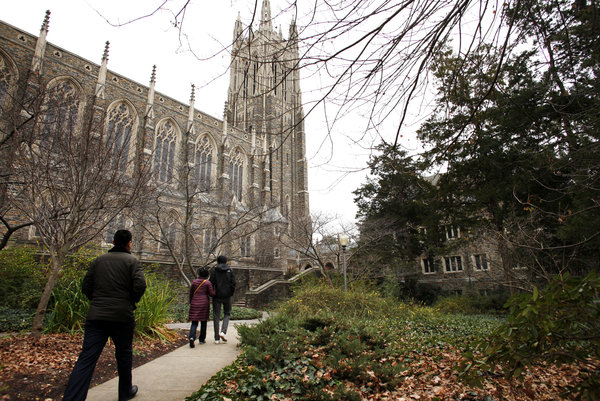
[{"xmin": 0, "ymin": 1, "xmax": 312, "ymax": 303}]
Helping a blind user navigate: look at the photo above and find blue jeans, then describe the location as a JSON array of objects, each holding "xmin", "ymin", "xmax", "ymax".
[
  {"xmin": 63, "ymin": 320, "xmax": 135, "ymax": 401},
  {"xmin": 189, "ymin": 320, "xmax": 207, "ymax": 342},
  {"xmin": 212, "ymin": 297, "xmax": 231, "ymax": 340}
]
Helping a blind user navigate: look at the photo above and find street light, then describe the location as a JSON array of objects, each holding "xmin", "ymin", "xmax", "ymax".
[{"xmin": 339, "ymin": 234, "xmax": 349, "ymax": 291}]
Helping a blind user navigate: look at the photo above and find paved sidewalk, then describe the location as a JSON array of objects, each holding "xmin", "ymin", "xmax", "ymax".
[{"xmin": 85, "ymin": 319, "xmax": 259, "ymax": 401}]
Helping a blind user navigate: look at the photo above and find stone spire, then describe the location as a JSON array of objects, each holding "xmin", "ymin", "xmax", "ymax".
[
  {"xmin": 259, "ymin": 0, "xmax": 273, "ymax": 32},
  {"xmin": 95, "ymin": 41, "xmax": 109, "ymax": 98},
  {"xmin": 222, "ymin": 101, "xmax": 228, "ymax": 144},
  {"xmin": 31, "ymin": 10, "xmax": 50, "ymax": 74},
  {"xmin": 233, "ymin": 12, "xmax": 244, "ymax": 49},
  {"xmin": 145, "ymin": 65, "xmax": 156, "ymax": 121},
  {"xmin": 187, "ymin": 84, "xmax": 195, "ymax": 132}
]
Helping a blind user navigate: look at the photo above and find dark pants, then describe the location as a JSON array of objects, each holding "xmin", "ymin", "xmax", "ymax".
[
  {"xmin": 63, "ymin": 319, "xmax": 135, "ymax": 401},
  {"xmin": 189, "ymin": 320, "xmax": 207, "ymax": 342},
  {"xmin": 212, "ymin": 297, "xmax": 232, "ymax": 340}
]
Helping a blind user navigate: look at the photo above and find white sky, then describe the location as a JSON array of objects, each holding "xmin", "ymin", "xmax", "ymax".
[{"xmin": 1, "ymin": 0, "xmax": 423, "ymax": 231}]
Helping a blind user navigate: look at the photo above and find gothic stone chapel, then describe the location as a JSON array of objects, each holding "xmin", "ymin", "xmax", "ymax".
[{"xmin": 0, "ymin": 1, "xmax": 312, "ymax": 305}]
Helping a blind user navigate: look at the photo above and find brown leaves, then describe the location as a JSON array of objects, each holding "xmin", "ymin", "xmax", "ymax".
[{"xmin": 0, "ymin": 331, "xmax": 188, "ymax": 400}]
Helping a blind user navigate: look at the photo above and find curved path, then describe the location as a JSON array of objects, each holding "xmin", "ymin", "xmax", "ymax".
[{"xmin": 85, "ymin": 319, "xmax": 259, "ymax": 401}]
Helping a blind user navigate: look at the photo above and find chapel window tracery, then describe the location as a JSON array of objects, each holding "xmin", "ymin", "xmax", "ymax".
[
  {"xmin": 229, "ymin": 148, "xmax": 244, "ymax": 201},
  {"xmin": 106, "ymin": 102, "xmax": 134, "ymax": 172},
  {"xmin": 194, "ymin": 136, "xmax": 213, "ymax": 192},
  {"xmin": 153, "ymin": 120, "xmax": 177, "ymax": 184},
  {"xmin": 0, "ymin": 55, "xmax": 15, "ymax": 110},
  {"xmin": 41, "ymin": 80, "xmax": 81, "ymax": 150}
]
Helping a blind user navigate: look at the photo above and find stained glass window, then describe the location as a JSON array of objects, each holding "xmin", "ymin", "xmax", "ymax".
[
  {"xmin": 41, "ymin": 80, "xmax": 81, "ymax": 150},
  {"xmin": 106, "ymin": 102, "xmax": 134, "ymax": 171},
  {"xmin": 194, "ymin": 136, "xmax": 213, "ymax": 192},
  {"xmin": 229, "ymin": 148, "xmax": 244, "ymax": 201},
  {"xmin": 0, "ymin": 55, "xmax": 14, "ymax": 110},
  {"xmin": 154, "ymin": 120, "xmax": 177, "ymax": 183}
]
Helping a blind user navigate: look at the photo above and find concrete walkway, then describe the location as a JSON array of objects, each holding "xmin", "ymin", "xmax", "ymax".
[{"xmin": 85, "ymin": 319, "xmax": 260, "ymax": 401}]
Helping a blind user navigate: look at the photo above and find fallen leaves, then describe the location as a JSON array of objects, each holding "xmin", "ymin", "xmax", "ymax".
[{"xmin": 0, "ymin": 331, "xmax": 188, "ymax": 400}]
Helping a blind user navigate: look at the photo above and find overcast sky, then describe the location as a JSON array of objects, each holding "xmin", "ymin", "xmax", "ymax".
[{"xmin": 1, "ymin": 0, "xmax": 424, "ymax": 231}]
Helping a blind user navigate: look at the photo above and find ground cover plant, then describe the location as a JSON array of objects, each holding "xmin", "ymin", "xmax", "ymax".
[{"xmin": 188, "ymin": 281, "xmax": 590, "ymax": 401}]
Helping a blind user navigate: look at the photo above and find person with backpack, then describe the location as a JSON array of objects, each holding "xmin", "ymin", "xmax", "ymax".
[
  {"xmin": 209, "ymin": 255, "xmax": 236, "ymax": 343},
  {"xmin": 188, "ymin": 267, "xmax": 215, "ymax": 347}
]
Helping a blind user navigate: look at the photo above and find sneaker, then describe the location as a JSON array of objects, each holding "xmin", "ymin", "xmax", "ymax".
[
  {"xmin": 219, "ymin": 332, "xmax": 227, "ymax": 342},
  {"xmin": 214, "ymin": 339, "xmax": 221, "ymax": 344},
  {"xmin": 189, "ymin": 338, "xmax": 195, "ymax": 348},
  {"xmin": 198, "ymin": 340, "xmax": 206, "ymax": 344}
]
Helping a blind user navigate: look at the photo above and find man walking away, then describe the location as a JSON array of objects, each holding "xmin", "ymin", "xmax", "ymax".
[
  {"xmin": 63, "ymin": 229, "xmax": 146, "ymax": 401},
  {"xmin": 209, "ymin": 255, "xmax": 236, "ymax": 343}
]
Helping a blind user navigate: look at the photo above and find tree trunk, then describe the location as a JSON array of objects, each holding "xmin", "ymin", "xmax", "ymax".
[{"xmin": 30, "ymin": 249, "xmax": 65, "ymax": 337}]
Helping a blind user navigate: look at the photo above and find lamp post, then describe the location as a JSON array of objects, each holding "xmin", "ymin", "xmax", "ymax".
[{"xmin": 339, "ymin": 234, "xmax": 349, "ymax": 291}]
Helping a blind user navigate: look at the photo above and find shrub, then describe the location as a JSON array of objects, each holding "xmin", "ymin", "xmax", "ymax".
[
  {"xmin": 464, "ymin": 272, "xmax": 600, "ymax": 400},
  {"xmin": 134, "ymin": 272, "xmax": 176, "ymax": 339},
  {"xmin": 0, "ymin": 307, "xmax": 35, "ymax": 332},
  {"xmin": 45, "ymin": 246, "xmax": 100, "ymax": 333},
  {"xmin": 0, "ymin": 246, "xmax": 46, "ymax": 309},
  {"xmin": 434, "ymin": 295, "xmax": 478, "ymax": 315}
]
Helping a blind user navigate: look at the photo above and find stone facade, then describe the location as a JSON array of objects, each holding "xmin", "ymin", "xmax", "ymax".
[{"xmin": 0, "ymin": 1, "xmax": 311, "ymax": 294}]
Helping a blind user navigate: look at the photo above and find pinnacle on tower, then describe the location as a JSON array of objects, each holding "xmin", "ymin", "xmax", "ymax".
[{"xmin": 259, "ymin": 0, "xmax": 273, "ymax": 32}]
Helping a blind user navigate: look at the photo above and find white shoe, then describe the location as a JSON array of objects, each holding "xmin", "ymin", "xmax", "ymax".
[
  {"xmin": 219, "ymin": 332, "xmax": 227, "ymax": 342},
  {"xmin": 214, "ymin": 339, "xmax": 221, "ymax": 344}
]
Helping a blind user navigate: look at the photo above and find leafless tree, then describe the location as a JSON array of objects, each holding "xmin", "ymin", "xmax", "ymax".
[
  {"xmin": 278, "ymin": 210, "xmax": 357, "ymax": 282},
  {"xmin": 3, "ymin": 78, "xmax": 151, "ymax": 336}
]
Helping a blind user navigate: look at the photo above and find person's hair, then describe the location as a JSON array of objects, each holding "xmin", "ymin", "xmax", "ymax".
[
  {"xmin": 216, "ymin": 255, "xmax": 228, "ymax": 264},
  {"xmin": 197, "ymin": 268, "xmax": 209, "ymax": 278},
  {"xmin": 113, "ymin": 229, "xmax": 132, "ymax": 247}
]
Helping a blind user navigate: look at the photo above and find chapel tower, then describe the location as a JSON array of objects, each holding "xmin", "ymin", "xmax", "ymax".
[{"xmin": 226, "ymin": 0, "xmax": 310, "ymax": 223}]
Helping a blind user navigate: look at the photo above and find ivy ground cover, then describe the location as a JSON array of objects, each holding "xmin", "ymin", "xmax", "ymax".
[{"xmin": 187, "ymin": 283, "xmax": 588, "ymax": 401}]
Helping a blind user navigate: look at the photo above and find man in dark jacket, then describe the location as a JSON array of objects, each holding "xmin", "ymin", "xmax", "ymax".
[
  {"xmin": 63, "ymin": 229, "xmax": 146, "ymax": 401},
  {"xmin": 209, "ymin": 255, "xmax": 236, "ymax": 343}
]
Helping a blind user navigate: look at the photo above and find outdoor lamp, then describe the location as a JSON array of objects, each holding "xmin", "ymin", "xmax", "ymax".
[{"xmin": 339, "ymin": 234, "xmax": 349, "ymax": 291}]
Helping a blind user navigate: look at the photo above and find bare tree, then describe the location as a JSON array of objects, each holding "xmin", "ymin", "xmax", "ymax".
[
  {"xmin": 4, "ymin": 78, "xmax": 151, "ymax": 336},
  {"xmin": 278, "ymin": 211, "xmax": 357, "ymax": 282}
]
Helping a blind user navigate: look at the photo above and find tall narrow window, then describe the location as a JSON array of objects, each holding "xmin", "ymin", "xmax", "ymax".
[
  {"xmin": 160, "ymin": 215, "xmax": 177, "ymax": 250},
  {"xmin": 240, "ymin": 235, "xmax": 251, "ymax": 257},
  {"xmin": 229, "ymin": 148, "xmax": 244, "ymax": 201},
  {"xmin": 253, "ymin": 61, "xmax": 258, "ymax": 94},
  {"xmin": 105, "ymin": 215, "xmax": 127, "ymax": 244},
  {"xmin": 41, "ymin": 80, "xmax": 81, "ymax": 150},
  {"xmin": 194, "ymin": 136, "xmax": 213, "ymax": 192},
  {"xmin": 106, "ymin": 102, "xmax": 134, "ymax": 171},
  {"xmin": 272, "ymin": 63, "xmax": 277, "ymax": 95},
  {"xmin": 0, "ymin": 54, "xmax": 15, "ymax": 111},
  {"xmin": 154, "ymin": 120, "xmax": 177, "ymax": 183},
  {"xmin": 204, "ymin": 227, "xmax": 217, "ymax": 255}
]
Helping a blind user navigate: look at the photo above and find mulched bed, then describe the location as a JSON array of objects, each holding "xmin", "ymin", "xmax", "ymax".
[{"xmin": 0, "ymin": 330, "xmax": 189, "ymax": 401}]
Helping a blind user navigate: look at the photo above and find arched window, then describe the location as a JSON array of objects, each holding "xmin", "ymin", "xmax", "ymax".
[
  {"xmin": 106, "ymin": 101, "xmax": 136, "ymax": 172},
  {"xmin": 153, "ymin": 120, "xmax": 178, "ymax": 184},
  {"xmin": 104, "ymin": 214, "xmax": 132, "ymax": 244},
  {"xmin": 194, "ymin": 135, "xmax": 214, "ymax": 192},
  {"xmin": 41, "ymin": 79, "xmax": 82, "ymax": 150},
  {"xmin": 160, "ymin": 211, "xmax": 178, "ymax": 251},
  {"xmin": 0, "ymin": 52, "xmax": 17, "ymax": 112},
  {"xmin": 203, "ymin": 226, "xmax": 217, "ymax": 256},
  {"xmin": 229, "ymin": 148, "xmax": 245, "ymax": 201}
]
